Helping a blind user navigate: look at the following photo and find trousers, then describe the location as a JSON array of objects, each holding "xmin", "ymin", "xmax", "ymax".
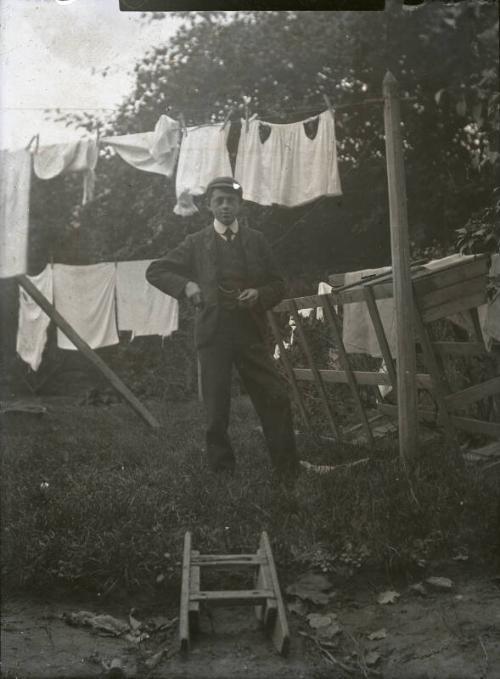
[{"xmin": 198, "ymin": 308, "xmax": 298, "ymax": 475}]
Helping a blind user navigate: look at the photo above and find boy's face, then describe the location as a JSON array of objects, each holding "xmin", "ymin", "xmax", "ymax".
[{"xmin": 208, "ymin": 188, "xmax": 241, "ymax": 226}]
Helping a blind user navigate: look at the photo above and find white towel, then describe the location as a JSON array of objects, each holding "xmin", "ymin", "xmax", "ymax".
[
  {"xmin": 53, "ymin": 263, "xmax": 119, "ymax": 350},
  {"xmin": 102, "ymin": 115, "xmax": 180, "ymax": 177},
  {"xmin": 16, "ymin": 265, "xmax": 53, "ymax": 371},
  {"xmin": 342, "ymin": 267, "xmax": 394, "ymax": 357},
  {"xmin": 0, "ymin": 148, "xmax": 32, "ymax": 278},
  {"xmin": 33, "ymin": 139, "xmax": 98, "ymax": 204},
  {"xmin": 174, "ymin": 123, "xmax": 233, "ymax": 216},
  {"xmin": 235, "ymin": 110, "xmax": 342, "ymax": 207},
  {"xmin": 116, "ymin": 260, "xmax": 179, "ymax": 339}
]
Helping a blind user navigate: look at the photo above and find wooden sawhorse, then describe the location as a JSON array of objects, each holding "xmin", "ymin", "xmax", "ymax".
[{"xmin": 179, "ymin": 530, "xmax": 290, "ymax": 656}]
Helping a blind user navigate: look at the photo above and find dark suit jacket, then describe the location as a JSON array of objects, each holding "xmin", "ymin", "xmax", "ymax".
[{"xmin": 146, "ymin": 225, "xmax": 285, "ymax": 348}]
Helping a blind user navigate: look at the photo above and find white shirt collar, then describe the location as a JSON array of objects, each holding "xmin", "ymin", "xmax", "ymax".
[{"xmin": 214, "ymin": 218, "xmax": 239, "ymax": 236}]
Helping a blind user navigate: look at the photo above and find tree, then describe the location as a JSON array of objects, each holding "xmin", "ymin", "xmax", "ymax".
[{"xmin": 41, "ymin": 2, "xmax": 498, "ymax": 282}]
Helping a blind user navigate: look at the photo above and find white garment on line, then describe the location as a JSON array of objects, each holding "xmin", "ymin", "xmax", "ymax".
[
  {"xmin": 16, "ymin": 265, "xmax": 53, "ymax": 371},
  {"xmin": 116, "ymin": 260, "xmax": 179, "ymax": 339},
  {"xmin": 0, "ymin": 148, "xmax": 32, "ymax": 278},
  {"xmin": 174, "ymin": 123, "xmax": 233, "ymax": 216},
  {"xmin": 102, "ymin": 115, "xmax": 180, "ymax": 177},
  {"xmin": 53, "ymin": 263, "xmax": 119, "ymax": 350},
  {"xmin": 234, "ymin": 110, "xmax": 342, "ymax": 207},
  {"xmin": 33, "ymin": 139, "xmax": 98, "ymax": 204}
]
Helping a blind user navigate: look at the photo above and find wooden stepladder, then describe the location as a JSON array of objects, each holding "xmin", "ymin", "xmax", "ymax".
[{"xmin": 179, "ymin": 531, "xmax": 290, "ymax": 656}]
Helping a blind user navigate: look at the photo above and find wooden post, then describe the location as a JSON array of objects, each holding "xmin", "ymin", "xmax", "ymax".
[
  {"xmin": 383, "ymin": 71, "xmax": 418, "ymax": 464},
  {"xmin": 17, "ymin": 275, "xmax": 160, "ymax": 429}
]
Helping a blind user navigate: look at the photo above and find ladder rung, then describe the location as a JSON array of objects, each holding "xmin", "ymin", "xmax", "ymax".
[
  {"xmin": 190, "ymin": 589, "xmax": 275, "ymax": 606},
  {"xmin": 192, "ymin": 553, "xmax": 263, "ymax": 563},
  {"xmin": 192, "ymin": 556, "xmax": 265, "ymax": 567}
]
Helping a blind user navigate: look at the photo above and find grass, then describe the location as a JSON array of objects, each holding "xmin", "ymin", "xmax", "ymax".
[{"xmin": 1, "ymin": 395, "xmax": 499, "ymax": 600}]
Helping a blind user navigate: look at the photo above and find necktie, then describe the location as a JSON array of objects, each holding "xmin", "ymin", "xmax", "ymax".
[{"xmin": 224, "ymin": 229, "xmax": 235, "ymax": 243}]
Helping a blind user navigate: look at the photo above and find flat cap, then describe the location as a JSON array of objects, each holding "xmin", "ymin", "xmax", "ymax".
[{"xmin": 206, "ymin": 176, "xmax": 243, "ymax": 198}]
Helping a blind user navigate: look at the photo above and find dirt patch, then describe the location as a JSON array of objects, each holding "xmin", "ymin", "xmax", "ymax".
[{"xmin": 2, "ymin": 571, "xmax": 499, "ymax": 679}]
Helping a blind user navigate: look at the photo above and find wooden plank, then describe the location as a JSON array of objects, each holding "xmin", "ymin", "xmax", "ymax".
[
  {"xmin": 320, "ymin": 296, "xmax": 374, "ymax": 445},
  {"xmin": 412, "ymin": 291, "xmax": 458, "ymax": 449},
  {"xmin": 469, "ymin": 307, "xmax": 488, "ymax": 348},
  {"xmin": 267, "ymin": 310, "xmax": 311, "ymax": 431},
  {"xmin": 179, "ymin": 531, "xmax": 192, "ymax": 653},
  {"xmin": 192, "ymin": 553, "xmax": 261, "ymax": 563},
  {"xmin": 445, "ymin": 377, "xmax": 500, "ymax": 411},
  {"xmin": 192, "ymin": 556, "xmax": 265, "ymax": 567},
  {"xmin": 422, "ymin": 291, "xmax": 487, "ymax": 323},
  {"xmin": 383, "ymin": 71, "xmax": 418, "ymax": 464},
  {"xmin": 190, "ymin": 589, "xmax": 274, "ymax": 605},
  {"xmin": 189, "ymin": 549, "xmax": 200, "ymax": 633},
  {"xmin": 254, "ymin": 547, "xmax": 278, "ymax": 630},
  {"xmin": 380, "ymin": 403, "xmax": 500, "ymax": 439},
  {"xmin": 293, "ymin": 368, "xmax": 432, "ymax": 389},
  {"xmin": 412, "ymin": 256, "xmax": 489, "ymax": 296},
  {"xmin": 17, "ymin": 275, "xmax": 160, "ymax": 429},
  {"xmin": 290, "ymin": 300, "xmax": 340, "ymax": 440},
  {"xmin": 260, "ymin": 531, "xmax": 290, "ymax": 657},
  {"xmin": 419, "ymin": 275, "xmax": 486, "ymax": 311},
  {"xmin": 429, "ymin": 341, "xmax": 486, "ymax": 357},
  {"xmin": 363, "ymin": 286, "xmax": 398, "ymax": 387}
]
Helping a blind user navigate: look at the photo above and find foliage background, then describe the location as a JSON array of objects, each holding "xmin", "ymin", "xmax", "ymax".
[{"xmin": 1, "ymin": 2, "xmax": 498, "ymax": 398}]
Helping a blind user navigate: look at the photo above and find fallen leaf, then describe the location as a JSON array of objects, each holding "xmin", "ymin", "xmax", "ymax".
[
  {"xmin": 307, "ymin": 613, "xmax": 333, "ymax": 629},
  {"xmin": 377, "ymin": 590, "xmax": 400, "ymax": 605},
  {"xmin": 144, "ymin": 648, "xmax": 166, "ymax": 669},
  {"xmin": 409, "ymin": 583, "xmax": 427, "ymax": 597},
  {"xmin": 129, "ymin": 613, "xmax": 141, "ymax": 631},
  {"xmin": 318, "ymin": 622, "xmax": 342, "ymax": 639},
  {"xmin": 425, "ymin": 576, "xmax": 453, "ymax": 591},
  {"xmin": 368, "ymin": 628, "xmax": 387, "ymax": 640},
  {"xmin": 365, "ymin": 651, "xmax": 381, "ymax": 667},
  {"xmin": 286, "ymin": 573, "xmax": 332, "ymax": 604},
  {"xmin": 287, "ymin": 600, "xmax": 307, "ymax": 616}
]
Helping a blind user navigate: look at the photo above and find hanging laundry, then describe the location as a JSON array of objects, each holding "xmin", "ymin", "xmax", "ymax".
[
  {"xmin": 33, "ymin": 139, "xmax": 98, "ymax": 204},
  {"xmin": 316, "ymin": 281, "xmax": 334, "ymax": 321},
  {"xmin": 234, "ymin": 110, "xmax": 342, "ymax": 207},
  {"xmin": 16, "ymin": 265, "xmax": 53, "ymax": 371},
  {"xmin": 116, "ymin": 260, "xmax": 179, "ymax": 339},
  {"xmin": 102, "ymin": 115, "xmax": 180, "ymax": 177},
  {"xmin": 174, "ymin": 123, "xmax": 233, "ymax": 216},
  {"xmin": 53, "ymin": 263, "xmax": 119, "ymax": 350},
  {"xmin": 0, "ymin": 148, "xmax": 32, "ymax": 278},
  {"xmin": 342, "ymin": 267, "xmax": 394, "ymax": 357}
]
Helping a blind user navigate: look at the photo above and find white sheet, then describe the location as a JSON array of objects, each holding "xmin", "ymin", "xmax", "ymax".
[
  {"xmin": 116, "ymin": 260, "xmax": 179, "ymax": 339},
  {"xmin": 53, "ymin": 263, "xmax": 119, "ymax": 350},
  {"xmin": 0, "ymin": 148, "xmax": 32, "ymax": 278},
  {"xmin": 16, "ymin": 265, "xmax": 53, "ymax": 371}
]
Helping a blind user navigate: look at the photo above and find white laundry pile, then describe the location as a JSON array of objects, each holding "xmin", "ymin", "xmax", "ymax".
[
  {"xmin": 33, "ymin": 139, "xmax": 98, "ymax": 204},
  {"xmin": 235, "ymin": 110, "xmax": 342, "ymax": 207},
  {"xmin": 341, "ymin": 267, "xmax": 394, "ymax": 356},
  {"xmin": 174, "ymin": 123, "xmax": 233, "ymax": 216},
  {"xmin": 102, "ymin": 115, "xmax": 180, "ymax": 177},
  {"xmin": 16, "ymin": 265, "xmax": 53, "ymax": 371},
  {"xmin": 53, "ymin": 263, "xmax": 119, "ymax": 350},
  {"xmin": 116, "ymin": 260, "xmax": 179, "ymax": 339},
  {"xmin": 0, "ymin": 148, "xmax": 32, "ymax": 278}
]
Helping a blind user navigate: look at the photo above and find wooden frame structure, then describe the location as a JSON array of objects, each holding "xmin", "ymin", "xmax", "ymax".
[
  {"xmin": 180, "ymin": 531, "xmax": 290, "ymax": 656},
  {"xmin": 268, "ymin": 254, "xmax": 500, "ymax": 449},
  {"xmin": 16, "ymin": 274, "xmax": 160, "ymax": 429}
]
